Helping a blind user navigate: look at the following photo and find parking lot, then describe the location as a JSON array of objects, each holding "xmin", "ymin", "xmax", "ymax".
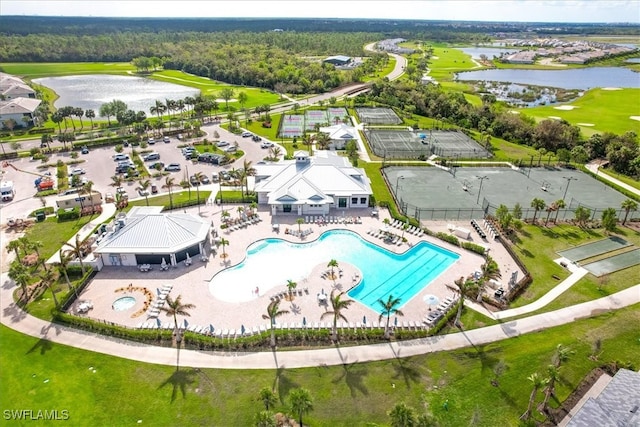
[{"xmin": 0, "ymin": 123, "xmax": 279, "ymax": 219}]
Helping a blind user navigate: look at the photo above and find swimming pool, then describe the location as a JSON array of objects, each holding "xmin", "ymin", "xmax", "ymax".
[{"xmin": 209, "ymin": 230, "xmax": 459, "ymax": 309}]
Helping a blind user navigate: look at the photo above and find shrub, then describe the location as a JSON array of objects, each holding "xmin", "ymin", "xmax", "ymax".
[
  {"xmin": 461, "ymin": 241, "xmax": 486, "ymax": 255},
  {"xmin": 436, "ymin": 232, "xmax": 460, "ymax": 246},
  {"xmin": 57, "ymin": 207, "xmax": 80, "ymax": 221},
  {"xmin": 262, "ymin": 121, "xmax": 272, "ymax": 128}
]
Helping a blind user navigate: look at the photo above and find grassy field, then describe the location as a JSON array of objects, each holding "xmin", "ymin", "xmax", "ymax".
[
  {"xmin": 598, "ymin": 168, "xmax": 640, "ymax": 191},
  {"xmin": 427, "ymin": 47, "xmax": 480, "ymax": 82},
  {"xmin": 1, "ymin": 303, "xmax": 638, "ymax": 426},
  {"xmin": 149, "ymin": 70, "xmax": 281, "ymax": 109},
  {"xmin": 23, "ymin": 215, "xmax": 98, "ymax": 260},
  {"xmin": 524, "ymin": 88, "xmax": 640, "ymax": 136},
  {"xmin": 0, "ymin": 62, "xmax": 136, "ymax": 78}
]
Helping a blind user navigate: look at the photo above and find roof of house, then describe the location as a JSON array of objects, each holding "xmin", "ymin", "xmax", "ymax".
[
  {"xmin": 566, "ymin": 369, "xmax": 640, "ymax": 427},
  {"xmin": 1, "ymin": 82, "xmax": 35, "ymax": 98},
  {"xmin": 0, "ymin": 97, "xmax": 42, "ymax": 115},
  {"xmin": 254, "ymin": 150, "xmax": 372, "ymax": 205},
  {"xmin": 95, "ymin": 211, "xmax": 209, "ymax": 254},
  {"xmin": 324, "ymin": 55, "xmax": 351, "ymax": 63},
  {"xmin": 319, "ymin": 123, "xmax": 358, "ymax": 141}
]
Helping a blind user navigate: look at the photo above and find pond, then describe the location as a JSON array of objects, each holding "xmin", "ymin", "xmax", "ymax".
[
  {"xmin": 625, "ymin": 58, "xmax": 640, "ymax": 63},
  {"xmin": 455, "ymin": 47, "xmax": 519, "ymax": 60},
  {"xmin": 455, "ymin": 67, "xmax": 640, "ymax": 90},
  {"xmin": 32, "ymin": 74, "xmax": 200, "ymax": 116}
]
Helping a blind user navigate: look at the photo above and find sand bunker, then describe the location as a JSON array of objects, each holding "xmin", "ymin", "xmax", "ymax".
[
  {"xmin": 631, "ymin": 116, "xmax": 640, "ymax": 122},
  {"xmin": 577, "ymin": 123, "xmax": 595, "ymax": 126},
  {"xmin": 215, "ymin": 98, "xmax": 237, "ymax": 103},
  {"xmin": 554, "ymin": 105, "xmax": 578, "ymax": 110},
  {"xmin": 602, "ymin": 87, "xmax": 622, "ymax": 91},
  {"xmin": 548, "ymin": 116, "xmax": 562, "ymax": 120},
  {"xmin": 508, "ymin": 110, "xmax": 520, "ymax": 114},
  {"xmin": 431, "ymin": 56, "xmax": 440, "ymax": 59}
]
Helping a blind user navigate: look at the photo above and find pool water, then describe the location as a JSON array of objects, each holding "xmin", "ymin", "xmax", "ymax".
[
  {"xmin": 112, "ymin": 296, "xmax": 136, "ymax": 311},
  {"xmin": 209, "ymin": 230, "xmax": 459, "ymax": 309}
]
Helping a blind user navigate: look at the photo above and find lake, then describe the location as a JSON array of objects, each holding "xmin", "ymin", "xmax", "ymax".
[
  {"xmin": 455, "ymin": 47, "xmax": 519, "ymax": 60},
  {"xmin": 455, "ymin": 67, "xmax": 640, "ymax": 90},
  {"xmin": 33, "ymin": 74, "xmax": 200, "ymax": 116}
]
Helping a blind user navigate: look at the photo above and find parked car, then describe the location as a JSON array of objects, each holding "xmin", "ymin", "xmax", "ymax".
[
  {"xmin": 164, "ymin": 163, "xmax": 181, "ymax": 172},
  {"xmin": 113, "ymin": 154, "xmax": 130, "ymax": 162},
  {"xmin": 105, "ymin": 192, "xmax": 115, "ymax": 202},
  {"xmin": 252, "ymin": 135, "xmax": 262, "ymax": 142},
  {"xmin": 147, "ymin": 161, "xmax": 165, "ymax": 170},
  {"xmin": 225, "ymin": 145, "xmax": 237, "ymax": 153},
  {"xmin": 138, "ymin": 188, "xmax": 150, "ymax": 197},
  {"xmin": 261, "ymin": 141, "xmax": 274, "ymax": 149},
  {"xmin": 216, "ymin": 140, "xmax": 230, "ymax": 147},
  {"xmin": 151, "ymin": 184, "xmax": 158, "ymax": 194},
  {"xmin": 163, "ymin": 136, "xmax": 170, "ymax": 143},
  {"xmin": 189, "ymin": 175, "xmax": 200, "ymax": 186},
  {"xmin": 69, "ymin": 168, "xmax": 86, "ymax": 176},
  {"xmin": 241, "ymin": 131, "xmax": 252, "ymax": 137},
  {"xmin": 81, "ymin": 146, "xmax": 89, "ymax": 154},
  {"xmin": 143, "ymin": 152, "xmax": 160, "ymax": 161},
  {"xmin": 199, "ymin": 175, "xmax": 210, "ymax": 184},
  {"xmin": 147, "ymin": 138, "xmax": 156, "ymax": 145},
  {"xmin": 117, "ymin": 160, "xmax": 135, "ymax": 168},
  {"xmin": 177, "ymin": 133, "xmax": 184, "ymax": 141}
]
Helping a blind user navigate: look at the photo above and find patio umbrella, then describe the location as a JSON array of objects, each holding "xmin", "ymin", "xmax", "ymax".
[
  {"xmin": 209, "ymin": 324, "xmax": 215, "ymax": 334},
  {"xmin": 186, "ymin": 252, "xmax": 191, "ymax": 262},
  {"xmin": 363, "ymin": 315, "xmax": 367, "ymax": 325},
  {"xmin": 394, "ymin": 317, "xmax": 398, "ymax": 326},
  {"xmin": 240, "ymin": 325, "xmax": 246, "ymax": 335},
  {"xmin": 161, "ymin": 257, "xmax": 167, "ymax": 268},
  {"xmin": 302, "ymin": 317, "xmax": 307, "ymax": 326},
  {"xmin": 156, "ymin": 288, "xmax": 161, "ymax": 296},
  {"xmin": 184, "ymin": 319, "xmax": 189, "ymax": 328},
  {"xmin": 423, "ymin": 294, "xmax": 439, "ymax": 307},
  {"xmin": 156, "ymin": 318, "xmax": 161, "ymax": 328}
]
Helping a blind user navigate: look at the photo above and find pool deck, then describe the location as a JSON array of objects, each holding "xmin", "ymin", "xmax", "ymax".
[{"xmin": 76, "ymin": 204, "xmax": 523, "ymax": 333}]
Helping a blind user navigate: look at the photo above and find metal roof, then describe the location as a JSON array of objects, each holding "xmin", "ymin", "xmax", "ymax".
[{"xmin": 95, "ymin": 213, "xmax": 209, "ymax": 254}]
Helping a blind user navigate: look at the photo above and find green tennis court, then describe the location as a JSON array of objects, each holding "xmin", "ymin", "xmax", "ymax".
[
  {"xmin": 582, "ymin": 248, "xmax": 640, "ymax": 277},
  {"xmin": 558, "ymin": 236, "xmax": 631, "ymax": 262}
]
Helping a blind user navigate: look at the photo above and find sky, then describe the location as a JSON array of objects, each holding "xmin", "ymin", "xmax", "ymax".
[{"xmin": 1, "ymin": 0, "xmax": 639, "ymax": 24}]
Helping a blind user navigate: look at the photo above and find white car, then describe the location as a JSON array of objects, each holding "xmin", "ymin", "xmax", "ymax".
[
  {"xmin": 260, "ymin": 141, "xmax": 274, "ymax": 149},
  {"xmin": 69, "ymin": 168, "xmax": 86, "ymax": 176},
  {"xmin": 216, "ymin": 141, "xmax": 230, "ymax": 147},
  {"xmin": 113, "ymin": 154, "xmax": 130, "ymax": 162},
  {"xmin": 241, "ymin": 131, "xmax": 252, "ymax": 137}
]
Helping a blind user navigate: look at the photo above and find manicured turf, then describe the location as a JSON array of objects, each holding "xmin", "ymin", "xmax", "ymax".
[
  {"xmin": 0, "ymin": 62, "xmax": 136, "ymax": 78},
  {"xmin": 525, "ymin": 88, "xmax": 640, "ymax": 136},
  {"xmin": 1, "ymin": 303, "xmax": 638, "ymax": 426},
  {"xmin": 23, "ymin": 215, "xmax": 98, "ymax": 260}
]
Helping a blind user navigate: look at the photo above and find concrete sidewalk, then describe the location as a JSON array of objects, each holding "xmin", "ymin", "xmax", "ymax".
[{"xmin": 1, "ymin": 266, "xmax": 638, "ymax": 369}]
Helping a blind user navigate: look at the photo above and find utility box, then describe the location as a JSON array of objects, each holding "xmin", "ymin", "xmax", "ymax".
[{"xmin": 35, "ymin": 211, "xmax": 46, "ymax": 222}]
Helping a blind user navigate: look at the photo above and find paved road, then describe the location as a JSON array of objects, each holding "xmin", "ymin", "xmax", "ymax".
[{"xmin": 585, "ymin": 162, "xmax": 640, "ymax": 197}]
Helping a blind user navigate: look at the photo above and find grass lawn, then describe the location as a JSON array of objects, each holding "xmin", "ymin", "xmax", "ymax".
[
  {"xmin": 525, "ymin": 88, "xmax": 640, "ymax": 136},
  {"xmin": 125, "ymin": 190, "xmax": 211, "ymax": 211},
  {"xmin": 23, "ymin": 215, "xmax": 98, "ymax": 260},
  {"xmin": 1, "ymin": 303, "xmax": 638, "ymax": 426},
  {"xmin": 598, "ymin": 168, "xmax": 640, "ymax": 191},
  {"xmin": 149, "ymin": 70, "xmax": 281, "ymax": 109},
  {"xmin": 0, "ymin": 62, "xmax": 135, "ymax": 78},
  {"xmin": 509, "ymin": 223, "xmax": 640, "ymax": 308},
  {"xmin": 428, "ymin": 47, "xmax": 479, "ymax": 82}
]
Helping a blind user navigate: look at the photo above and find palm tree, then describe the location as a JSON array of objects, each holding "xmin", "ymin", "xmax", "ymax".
[
  {"xmin": 241, "ymin": 159, "xmax": 256, "ymax": 197},
  {"xmin": 55, "ymin": 249, "xmax": 76, "ymax": 296},
  {"xmin": 150, "ymin": 100, "xmax": 166, "ymax": 122},
  {"xmin": 219, "ymin": 238, "xmax": 229, "ymax": 259},
  {"xmin": 29, "ymin": 240, "xmax": 47, "ymax": 271},
  {"xmin": 39, "ymin": 267, "xmax": 60, "ymax": 308},
  {"xmin": 454, "ymin": 275, "xmax": 476, "ymax": 327},
  {"xmin": 192, "ymin": 172, "xmax": 205, "ymax": 212},
  {"xmin": 6, "ymin": 239, "xmax": 22, "ymax": 260},
  {"xmin": 110, "ymin": 174, "xmax": 124, "ymax": 188},
  {"xmin": 286, "ymin": 279, "xmax": 297, "ymax": 299},
  {"xmin": 221, "ymin": 210, "xmax": 231, "ymax": 224},
  {"xmin": 237, "ymin": 205, "xmax": 245, "ymax": 220},
  {"xmin": 138, "ymin": 179, "xmax": 151, "ymax": 206},
  {"xmin": 544, "ymin": 202, "xmax": 557, "ymax": 226},
  {"xmin": 254, "ymin": 411, "xmax": 276, "ymax": 427},
  {"xmin": 296, "ymin": 217, "xmax": 304, "ymax": 234},
  {"xmin": 85, "ymin": 109, "xmax": 95, "ymax": 129},
  {"xmin": 258, "ymin": 387, "xmax": 277, "ymax": 410},
  {"xmin": 63, "ymin": 234, "xmax": 87, "ymax": 275},
  {"xmin": 8, "ymin": 260, "xmax": 30, "ymax": 302},
  {"xmin": 163, "ymin": 176, "xmax": 176, "ymax": 209},
  {"xmin": 378, "ymin": 294, "xmax": 404, "ymax": 339},
  {"xmin": 530, "ymin": 198, "xmax": 546, "ymax": 224},
  {"xmin": 81, "ymin": 180, "xmax": 95, "ymax": 208},
  {"xmin": 621, "ymin": 199, "xmax": 638, "ymax": 225},
  {"xmin": 553, "ymin": 199, "xmax": 566, "ymax": 224},
  {"xmin": 552, "ymin": 343, "xmax": 573, "ymax": 368},
  {"xmin": 520, "ymin": 372, "xmax": 545, "ymax": 421},
  {"xmin": 288, "ymin": 388, "xmax": 313, "ymax": 427},
  {"xmin": 480, "ymin": 255, "xmax": 501, "ymax": 283},
  {"xmin": 262, "ymin": 300, "xmax": 290, "ymax": 347},
  {"xmin": 538, "ymin": 365, "xmax": 560, "ymax": 416},
  {"xmin": 320, "ymin": 290, "xmax": 353, "ymax": 341},
  {"xmin": 388, "ymin": 402, "xmax": 417, "ymax": 427},
  {"xmin": 160, "ymin": 294, "xmax": 196, "ymax": 333},
  {"xmin": 327, "ymin": 259, "xmax": 339, "ymax": 280}
]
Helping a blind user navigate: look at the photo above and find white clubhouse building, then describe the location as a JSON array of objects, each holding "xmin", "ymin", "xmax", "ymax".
[{"xmin": 254, "ymin": 150, "xmax": 373, "ymax": 216}]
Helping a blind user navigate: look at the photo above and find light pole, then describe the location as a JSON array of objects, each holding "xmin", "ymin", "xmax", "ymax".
[
  {"xmin": 395, "ymin": 175, "xmax": 405, "ymax": 196},
  {"xmin": 562, "ymin": 176, "xmax": 577, "ymax": 201},
  {"xmin": 476, "ymin": 175, "xmax": 488, "ymax": 204}
]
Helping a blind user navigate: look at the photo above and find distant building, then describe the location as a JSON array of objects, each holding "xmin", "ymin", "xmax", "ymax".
[
  {"xmin": 324, "ymin": 55, "xmax": 352, "ymax": 66},
  {"xmin": 0, "ymin": 73, "xmax": 40, "ymax": 128},
  {"xmin": 318, "ymin": 123, "xmax": 358, "ymax": 150}
]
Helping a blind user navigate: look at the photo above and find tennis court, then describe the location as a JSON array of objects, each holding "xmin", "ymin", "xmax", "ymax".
[
  {"xmin": 367, "ymin": 129, "xmax": 490, "ymax": 159},
  {"xmin": 279, "ymin": 114, "xmax": 305, "ymax": 137},
  {"xmin": 327, "ymin": 107, "xmax": 348, "ymax": 124},
  {"xmin": 356, "ymin": 107, "xmax": 402, "ymax": 125},
  {"xmin": 305, "ymin": 110, "xmax": 329, "ymax": 131},
  {"xmin": 582, "ymin": 248, "xmax": 640, "ymax": 277},
  {"xmin": 558, "ymin": 236, "xmax": 631, "ymax": 262}
]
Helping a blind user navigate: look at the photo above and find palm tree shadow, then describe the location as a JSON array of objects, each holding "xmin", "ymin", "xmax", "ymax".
[
  {"xmin": 332, "ymin": 359, "xmax": 369, "ymax": 397},
  {"xmin": 391, "ymin": 357, "xmax": 423, "ymax": 389},
  {"xmin": 158, "ymin": 368, "xmax": 197, "ymax": 403},
  {"xmin": 462, "ymin": 342, "xmax": 500, "ymax": 376},
  {"xmin": 272, "ymin": 358, "xmax": 300, "ymax": 404},
  {"xmin": 26, "ymin": 337, "xmax": 53, "ymax": 355}
]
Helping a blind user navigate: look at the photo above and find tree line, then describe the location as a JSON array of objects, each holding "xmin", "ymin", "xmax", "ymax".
[{"xmin": 361, "ymin": 79, "xmax": 640, "ymax": 178}]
